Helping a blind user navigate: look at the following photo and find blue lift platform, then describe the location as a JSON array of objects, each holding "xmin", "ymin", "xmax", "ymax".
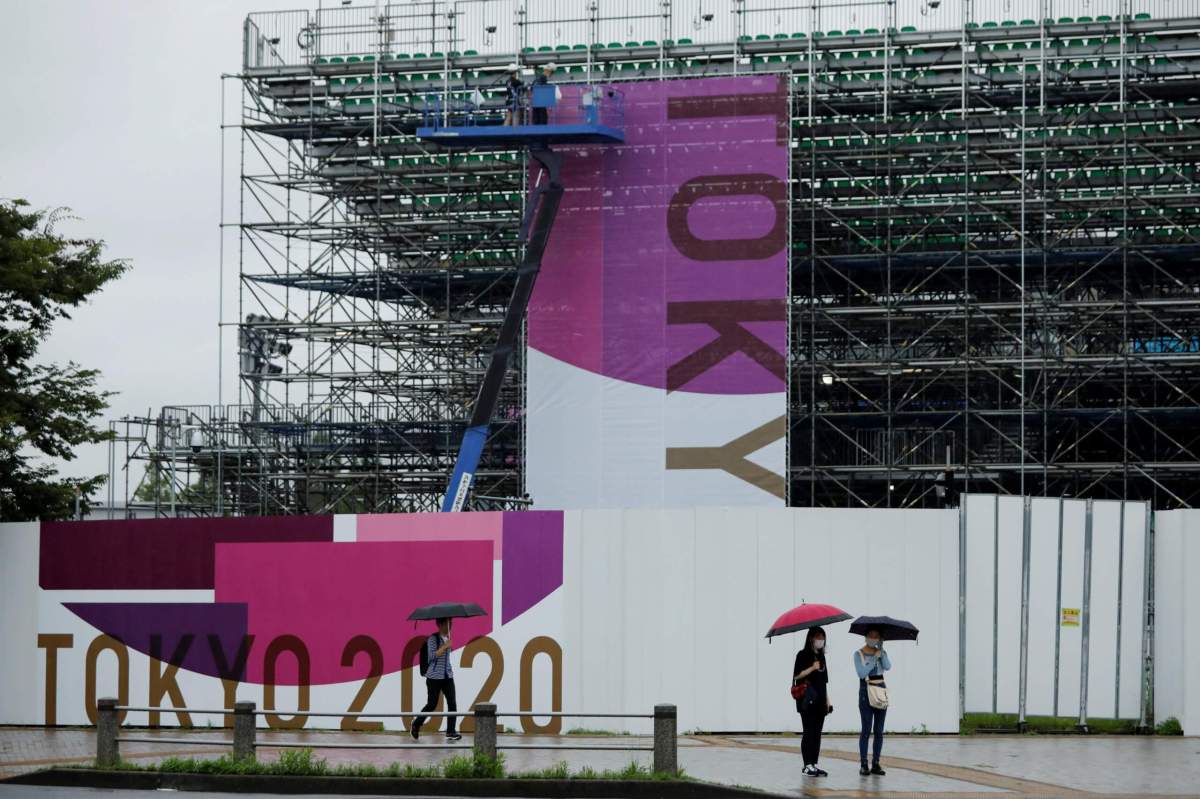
[
  {"xmin": 416, "ymin": 83, "xmax": 624, "ymax": 145},
  {"xmin": 416, "ymin": 83, "xmax": 623, "ymax": 512}
]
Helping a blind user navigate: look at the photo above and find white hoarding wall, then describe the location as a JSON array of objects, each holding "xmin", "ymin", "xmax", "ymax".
[
  {"xmin": 962, "ymin": 495, "xmax": 1150, "ymax": 721},
  {"xmin": 0, "ymin": 507, "xmax": 960, "ymax": 733},
  {"xmin": 561, "ymin": 507, "xmax": 962, "ymax": 734},
  {"xmin": 1153, "ymin": 510, "xmax": 1200, "ymax": 735}
]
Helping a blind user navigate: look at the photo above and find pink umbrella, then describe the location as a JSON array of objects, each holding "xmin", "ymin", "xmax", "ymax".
[{"xmin": 765, "ymin": 603, "xmax": 852, "ymax": 640}]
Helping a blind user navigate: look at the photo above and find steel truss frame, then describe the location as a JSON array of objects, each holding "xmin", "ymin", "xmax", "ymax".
[{"xmin": 106, "ymin": 1, "xmax": 1200, "ymax": 515}]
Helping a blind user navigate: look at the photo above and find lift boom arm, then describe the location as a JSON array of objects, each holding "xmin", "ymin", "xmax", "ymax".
[{"xmin": 441, "ymin": 145, "xmax": 563, "ymax": 512}]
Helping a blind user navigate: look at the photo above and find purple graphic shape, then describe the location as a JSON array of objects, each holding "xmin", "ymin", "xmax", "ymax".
[
  {"xmin": 501, "ymin": 511, "xmax": 564, "ymax": 623},
  {"xmin": 40, "ymin": 515, "xmax": 333, "ymax": 590},
  {"xmin": 64, "ymin": 602, "xmax": 249, "ymax": 680},
  {"xmin": 528, "ymin": 76, "xmax": 788, "ymax": 394}
]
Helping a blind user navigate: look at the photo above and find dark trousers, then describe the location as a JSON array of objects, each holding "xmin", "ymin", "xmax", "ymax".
[
  {"xmin": 532, "ymin": 107, "xmax": 548, "ymax": 125},
  {"xmin": 799, "ymin": 690, "xmax": 826, "ymax": 765},
  {"xmin": 414, "ymin": 677, "xmax": 457, "ymax": 734},
  {"xmin": 858, "ymin": 682, "xmax": 885, "ymax": 765}
]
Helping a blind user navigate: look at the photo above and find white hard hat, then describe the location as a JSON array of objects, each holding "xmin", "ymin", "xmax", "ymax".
[
  {"xmin": 545, "ymin": 62, "xmax": 557, "ymax": 69},
  {"xmin": 506, "ymin": 63, "xmax": 520, "ymax": 72}
]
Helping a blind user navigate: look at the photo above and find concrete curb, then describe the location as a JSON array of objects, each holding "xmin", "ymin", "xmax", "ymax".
[{"xmin": 4, "ymin": 767, "xmax": 789, "ymax": 798}]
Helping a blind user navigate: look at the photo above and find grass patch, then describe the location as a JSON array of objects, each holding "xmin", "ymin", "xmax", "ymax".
[
  {"xmin": 86, "ymin": 749, "xmax": 687, "ymax": 781},
  {"xmin": 565, "ymin": 727, "xmax": 621, "ymax": 736},
  {"xmin": 1155, "ymin": 716, "xmax": 1183, "ymax": 736},
  {"xmin": 442, "ymin": 753, "xmax": 505, "ymax": 779},
  {"xmin": 961, "ymin": 713, "xmax": 1137, "ymax": 735}
]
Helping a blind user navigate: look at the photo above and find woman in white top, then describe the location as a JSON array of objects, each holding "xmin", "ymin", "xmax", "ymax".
[{"xmin": 853, "ymin": 627, "xmax": 891, "ymax": 776}]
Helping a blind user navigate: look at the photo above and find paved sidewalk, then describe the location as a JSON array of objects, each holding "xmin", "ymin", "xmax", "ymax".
[{"xmin": 2, "ymin": 726, "xmax": 1198, "ymax": 797}]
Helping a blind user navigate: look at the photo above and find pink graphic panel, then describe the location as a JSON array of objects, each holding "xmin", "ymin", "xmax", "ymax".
[
  {"xmin": 214, "ymin": 541, "xmax": 492, "ymax": 685},
  {"xmin": 40, "ymin": 515, "xmax": 332, "ymax": 590},
  {"xmin": 529, "ymin": 76, "xmax": 788, "ymax": 395},
  {"xmin": 358, "ymin": 511, "xmax": 564, "ymax": 624},
  {"xmin": 358, "ymin": 511, "xmax": 504, "ymax": 558}
]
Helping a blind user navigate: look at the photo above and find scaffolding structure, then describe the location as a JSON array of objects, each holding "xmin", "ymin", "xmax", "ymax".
[{"xmin": 107, "ymin": 0, "xmax": 1200, "ymax": 515}]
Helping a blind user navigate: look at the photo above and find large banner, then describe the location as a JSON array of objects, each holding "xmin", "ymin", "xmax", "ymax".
[
  {"xmin": 527, "ymin": 76, "xmax": 790, "ymax": 509},
  {"xmin": 0, "ymin": 509, "xmax": 963, "ymax": 734}
]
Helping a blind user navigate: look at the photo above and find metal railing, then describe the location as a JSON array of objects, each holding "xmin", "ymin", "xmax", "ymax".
[
  {"xmin": 96, "ymin": 699, "xmax": 677, "ymax": 774},
  {"xmin": 422, "ymin": 84, "xmax": 625, "ymax": 130},
  {"xmin": 243, "ymin": 0, "xmax": 1200, "ymax": 69}
]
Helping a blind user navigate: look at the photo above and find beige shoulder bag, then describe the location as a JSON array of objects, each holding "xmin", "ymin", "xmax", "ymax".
[{"xmin": 859, "ymin": 650, "xmax": 889, "ymax": 710}]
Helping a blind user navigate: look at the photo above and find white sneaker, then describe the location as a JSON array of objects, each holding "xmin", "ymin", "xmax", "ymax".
[{"xmin": 802, "ymin": 764, "xmax": 820, "ymax": 776}]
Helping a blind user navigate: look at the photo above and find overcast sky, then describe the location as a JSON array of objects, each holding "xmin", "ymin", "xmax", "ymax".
[{"xmin": 1, "ymin": 0, "xmax": 303, "ymax": 490}]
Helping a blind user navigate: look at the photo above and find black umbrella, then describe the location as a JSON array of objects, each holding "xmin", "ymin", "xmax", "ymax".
[
  {"xmin": 850, "ymin": 615, "xmax": 919, "ymax": 642},
  {"xmin": 407, "ymin": 602, "xmax": 488, "ymax": 622}
]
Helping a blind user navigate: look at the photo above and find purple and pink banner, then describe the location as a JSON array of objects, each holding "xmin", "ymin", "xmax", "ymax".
[{"xmin": 528, "ymin": 75, "xmax": 790, "ymax": 508}]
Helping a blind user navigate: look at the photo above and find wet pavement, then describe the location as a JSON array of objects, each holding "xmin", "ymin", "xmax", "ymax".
[{"xmin": 1, "ymin": 726, "xmax": 1198, "ymax": 797}]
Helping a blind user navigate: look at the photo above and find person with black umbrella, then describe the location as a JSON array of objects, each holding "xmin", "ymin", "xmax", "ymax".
[
  {"xmin": 407, "ymin": 602, "xmax": 485, "ymax": 743},
  {"xmin": 411, "ymin": 617, "xmax": 461, "ymax": 741},
  {"xmin": 853, "ymin": 627, "xmax": 890, "ymax": 775},
  {"xmin": 849, "ymin": 616, "xmax": 916, "ymax": 777}
]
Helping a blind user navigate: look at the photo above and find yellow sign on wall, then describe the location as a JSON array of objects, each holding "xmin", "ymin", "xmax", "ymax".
[{"xmin": 1061, "ymin": 608, "xmax": 1081, "ymax": 627}]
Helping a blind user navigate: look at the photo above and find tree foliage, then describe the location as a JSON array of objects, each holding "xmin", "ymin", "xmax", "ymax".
[{"xmin": 0, "ymin": 200, "xmax": 129, "ymax": 521}]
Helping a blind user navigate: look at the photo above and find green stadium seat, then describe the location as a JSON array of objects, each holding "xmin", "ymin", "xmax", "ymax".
[
  {"xmin": 537, "ymin": 46, "xmax": 552, "ymax": 52},
  {"xmin": 572, "ymin": 44, "xmax": 587, "ymax": 50},
  {"xmin": 846, "ymin": 29, "xmax": 861, "ymax": 36},
  {"xmin": 1077, "ymin": 16, "xmax": 1093, "ymax": 23},
  {"xmin": 608, "ymin": 42, "xmax": 623, "ymax": 49},
  {"xmin": 1001, "ymin": 20, "xmax": 1017, "ymax": 27},
  {"xmin": 1020, "ymin": 19, "xmax": 1036, "ymax": 25},
  {"xmin": 555, "ymin": 45, "xmax": 570, "ymax": 52},
  {"xmin": 827, "ymin": 30, "xmax": 843, "ymax": 37},
  {"xmin": 775, "ymin": 33, "xmax": 789, "ymax": 39},
  {"xmin": 1135, "ymin": 12, "xmax": 1151, "ymax": 19},
  {"xmin": 755, "ymin": 34, "xmax": 771, "ymax": 41},
  {"xmin": 678, "ymin": 37, "xmax": 693, "ymax": 44},
  {"xmin": 1097, "ymin": 15, "xmax": 1113, "ymax": 22},
  {"xmin": 865, "ymin": 28, "xmax": 879, "ymax": 35},
  {"xmin": 1058, "ymin": 17, "xmax": 1074, "ymax": 23},
  {"xmin": 624, "ymin": 41, "xmax": 640, "ymax": 47},
  {"xmin": 642, "ymin": 40, "xmax": 657, "ymax": 47},
  {"xmin": 901, "ymin": 25, "xmax": 917, "ymax": 32},
  {"xmin": 982, "ymin": 21, "xmax": 998, "ymax": 28}
]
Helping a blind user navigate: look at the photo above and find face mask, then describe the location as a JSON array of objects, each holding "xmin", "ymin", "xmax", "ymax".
[
  {"xmin": 867, "ymin": 639, "xmax": 882, "ymax": 649},
  {"xmin": 814, "ymin": 640, "xmax": 825, "ymax": 651}
]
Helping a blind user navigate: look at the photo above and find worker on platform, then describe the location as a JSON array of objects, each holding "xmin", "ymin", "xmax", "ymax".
[
  {"xmin": 503, "ymin": 64, "xmax": 523, "ymax": 126},
  {"xmin": 532, "ymin": 62, "xmax": 556, "ymax": 125}
]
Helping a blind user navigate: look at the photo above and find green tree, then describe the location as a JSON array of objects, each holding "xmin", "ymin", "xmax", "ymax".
[
  {"xmin": 0, "ymin": 200, "xmax": 129, "ymax": 521},
  {"xmin": 133, "ymin": 464, "xmax": 218, "ymax": 509}
]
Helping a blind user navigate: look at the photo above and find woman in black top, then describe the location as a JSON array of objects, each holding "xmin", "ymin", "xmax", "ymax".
[{"xmin": 793, "ymin": 626, "xmax": 832, "ymax": 777}]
